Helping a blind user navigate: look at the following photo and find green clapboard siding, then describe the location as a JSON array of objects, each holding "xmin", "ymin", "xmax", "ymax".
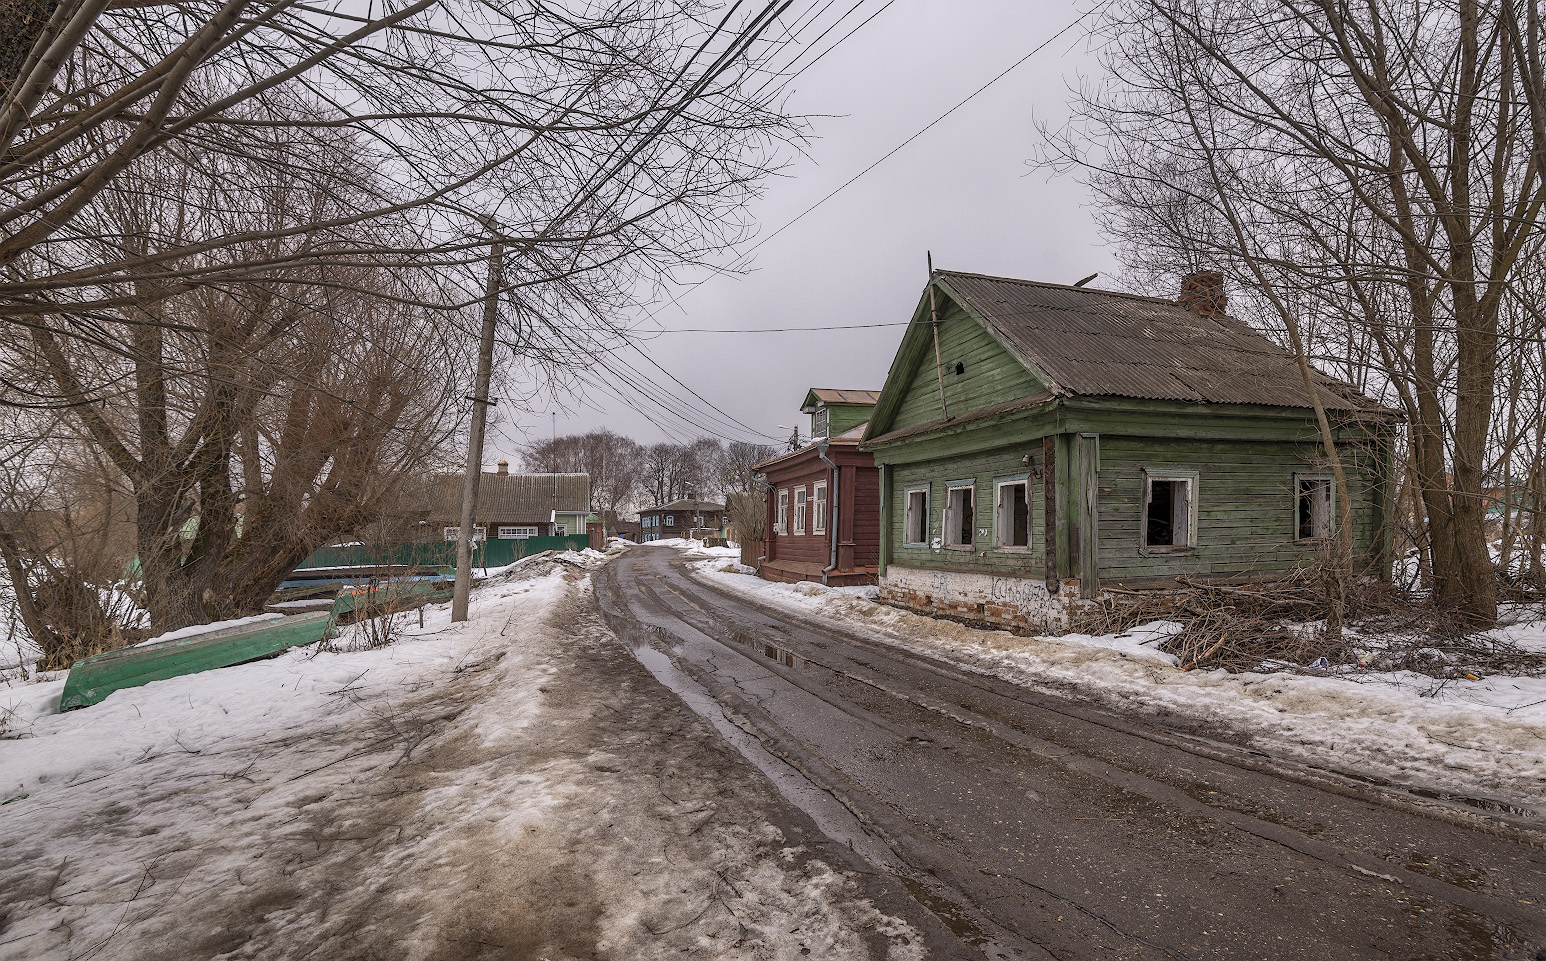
[
  {"xmin": 825, "ymin": 403, "xmax": 873, "ymax": 436},
  {"xmin": 1093, "ymin": 436, "xmax": 1383, "ymax": 583},
  {"xmin": 885, "ymin": 444, "xmax": 1047, "ymax": 578},
  {"xmin": 889, "ymin": 301, "xmax": 1043, "ymax": 432},
  {"xmin": 60, "ymin": 612, "xmax": 336, "ymax": 710}
]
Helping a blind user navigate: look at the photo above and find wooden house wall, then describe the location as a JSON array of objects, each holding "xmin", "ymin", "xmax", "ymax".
[
  {"xmin": 883, "ymin": 434, "xmax": 1386, "ymax": 583},
  {"xmin": 889, "ymin": 302, "xmax": 1043, "ymax": 429},
  {"xmin": 852, "ymin": 465, "xmax": 882, "ymax": 567},
  {"xmin": 766, "ymin": 462, "xmax": 833, "ymax": 565},
  {"xmin": 824, "ymin": 404, "xmax": 872, "ymax": 437},
  {"xmin": 886, "ymin": 445, "xmax": 1047, "ymax": 578},
  {"xmin": 1093, "ymin": 436, "xmax": 1383, "ymax": 583}
]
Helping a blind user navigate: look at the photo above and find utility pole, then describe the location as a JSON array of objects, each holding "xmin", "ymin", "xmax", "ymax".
[{"xmin": 452, "ymin": 234, "xmax": 504, "ymax": 623}]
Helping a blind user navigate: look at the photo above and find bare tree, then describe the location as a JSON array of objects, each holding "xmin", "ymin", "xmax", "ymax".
[
  {"xmin": 3, "ymin": 1, "xmax": 804, "ymax": 632},
  {"xmin": 715, "ymin": 440, "xmax": 779, "ymax": 499},
  {"xmin": 1053, "ymin": 0, "xmax": 1546, "ymax": 626},
  {"xmin": 522, "ymin": 430, "xmax": 644, "ymax": 524}
]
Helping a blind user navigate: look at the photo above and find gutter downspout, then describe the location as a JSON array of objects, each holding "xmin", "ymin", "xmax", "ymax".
[{"xmin": 817, "ymin": 441, "xmax": 839, "ymax": 586}]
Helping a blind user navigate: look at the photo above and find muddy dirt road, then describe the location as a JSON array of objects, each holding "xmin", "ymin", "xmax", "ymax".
[{"xmin": 596, "ymin": 547, "xmax": 1546, "ymax": 961}]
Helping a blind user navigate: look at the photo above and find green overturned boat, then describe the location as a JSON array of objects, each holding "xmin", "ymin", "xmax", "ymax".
[{"xmin": 59, "ymin": 611, "xmax": 336, "ymax": 711}]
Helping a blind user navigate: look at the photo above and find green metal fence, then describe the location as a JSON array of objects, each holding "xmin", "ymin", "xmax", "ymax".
[{"xmin": 296, "ymin": 536, "xmax": 592, "ymax": 572}]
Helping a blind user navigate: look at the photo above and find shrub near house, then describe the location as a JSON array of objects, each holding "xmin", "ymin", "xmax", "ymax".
[{"xmin": 860, "ymin": 269, "xmax": 1402, "ymax": 634}]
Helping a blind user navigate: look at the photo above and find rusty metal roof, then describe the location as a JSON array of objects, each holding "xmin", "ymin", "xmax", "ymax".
[
  {"xmin": 422, "ymin": 472, "xmax": 590, "ymax": 520},
  {"xmin": 936, "ymin": 271, "xmax": 1388, "ymax": 412},
  {"xmin": 807, "ymin": 388, "xmax": 881, "ymax": 406}
]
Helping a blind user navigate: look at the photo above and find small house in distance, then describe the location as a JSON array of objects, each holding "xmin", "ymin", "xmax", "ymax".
[
  {"xmin": 757, "ymin": 389, "xmax": 882, "ymax": 586},
  {"xmin": 403, "ymin": 463, "xmax": 591, "ymax": 542},
  {"xmin": 860, "ymin": 269, "xmax": 1402, "ymax": 633},
  {"xmin": 639, "ymin": 499, "xmax": 726, "ymax": 542}
]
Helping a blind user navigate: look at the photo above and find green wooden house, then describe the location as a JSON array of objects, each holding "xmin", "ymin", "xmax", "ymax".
[{"xmin": 860, "ymin": 269, "xmax": 1402, "ymax": 633}]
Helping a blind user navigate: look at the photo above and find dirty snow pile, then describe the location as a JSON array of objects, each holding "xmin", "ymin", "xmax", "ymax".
[
  {"xmin": 690, "ymin": 560, "xmax": 1546, "ymax": 812},
  {"xmin": 0, "ymin": 559, "xmax": 913, "ymax": 961}
]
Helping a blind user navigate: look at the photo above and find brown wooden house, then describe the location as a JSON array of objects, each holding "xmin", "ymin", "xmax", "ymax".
[
  {"xmin": 756, "ymin": 388, "xmax": 882, "ymax": 586},
  {"xmin": 638, "ymin": 499, "xmax": 726, "ymax": 541}
]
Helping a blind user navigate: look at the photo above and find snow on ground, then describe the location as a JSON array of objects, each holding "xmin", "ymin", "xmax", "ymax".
[
  {"xmin": 136, "ymin": 612, "xmax": 284, "ymax": 646},
  {"xmin": 688, "ymin": 558, "xmax": 1546, "ymax": 812},
  {"xmin": 0, "ymin": 555, "xmax": 916, "ymax": 961}
]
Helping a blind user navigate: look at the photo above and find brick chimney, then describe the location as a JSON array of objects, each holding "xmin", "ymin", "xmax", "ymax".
[
  {"xmin": 1177, "ymin": 270, "xmax": 1227, "ymax": 318},
  {"xmin": 496, "ymin": 460, "xmax": 509, "ymax": 476}
]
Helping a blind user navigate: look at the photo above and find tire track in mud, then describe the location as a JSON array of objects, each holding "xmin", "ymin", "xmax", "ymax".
[{"xmin": 599, "ymin": 547, "xmax": 1546, "ymax": 961}]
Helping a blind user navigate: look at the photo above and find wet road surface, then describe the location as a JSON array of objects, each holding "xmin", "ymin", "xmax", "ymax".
[{"xmin": 596, "ymin": 546, "xmax": 1546, "ymax": 961}]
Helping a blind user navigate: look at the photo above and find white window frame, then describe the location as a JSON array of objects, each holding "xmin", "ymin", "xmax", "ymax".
[
  {"xmin": 665, "ymin": 514, "xmax": 675, "ymax": 527},
  {"xmin": 904, "ymin": 486, "xmax": 930, "ymax": 547},
  {"xmin": 943, "ymin": 480, "xmax": 977, "ymax": 549},
  {"xmin": 794, "ymin": 487, "xmax": 808, "ymax": 534},
  {"xmin": 1294, "ymin": 473, "xmax": 1335, "ymax": 542},
  {"xmin": 813, "ymin": 407, "xmax": 829, "ymax": 438},
  {"xmin": 554, "ymin": 524, "xmax": 567, "ymax": 537},
  {"xmin": 444, "ymin": 525, "xmax": 486, "ymax": 542},
  {"xmin": 497, "ymin": 525, "xmax": 537, "ymax": 540},
  {"xmin": 813, "ymin": 481, "xmax": 828, "ymax": 534},
  {"xmin": 995, "ymin": 476, "xmax": 1032, "ymax": 551},
  {"xmin": 776, "ymin": 489, "xmax": 789, "ymax": 534},
  {"xmin": 1140, "ymin": 469, "xmax": 1199, "ymax": 553}
]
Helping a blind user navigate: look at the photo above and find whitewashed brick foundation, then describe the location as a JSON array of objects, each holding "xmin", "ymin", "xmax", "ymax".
[{"xmin": 878, "ymin": 566, "xmax": 1098, "ymax": 634}]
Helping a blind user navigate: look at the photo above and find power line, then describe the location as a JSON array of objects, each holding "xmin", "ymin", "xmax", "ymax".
[
  {"xmin": 640, "ymin": 6, "xmax": 1101, "ymax": 331},
  {"xmin": 656, "ymin": 320, "xmax": 909, "ymax": 332}
]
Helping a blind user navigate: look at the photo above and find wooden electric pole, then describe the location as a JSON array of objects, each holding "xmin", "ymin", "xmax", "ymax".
[{"xmin": 452, "ymin": 235, "xmax": 505, "ymax": 623}]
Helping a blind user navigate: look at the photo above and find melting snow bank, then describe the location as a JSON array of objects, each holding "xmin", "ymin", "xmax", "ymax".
[
  {"xmin": 0, "ymin": 557, "xmax": 918, "ymax": 961},
  {"xmin": 689, "ymin": 560, "xmax": 1546, "ymax": 813}
]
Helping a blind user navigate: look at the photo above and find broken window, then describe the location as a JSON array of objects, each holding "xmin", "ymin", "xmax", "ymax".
[
  {"xmin": 776, "ymin": 490, "xmax": 789, "ymax": 534},
  {"xmin": 813, "ymin": 481, "xmax": 827, "ymax": 533},
  {"xmin": 944, "ymin": 484, "xmax": 975, "ymax": 548},
  {"xmin": 996, "ymin": 480, "xmax": 1030, "ymax": 549},
  {"xmin": 794, "ymin": 487, "xmax": 807, "ymax": 534},
  {"xmin": 905, "ymin": 488, "xmax": 929, "ymax": 545},
  {"xmin": 1143, "ymin": 475, "xmax": 1193, "ymax": 549},
  {"xmin": 1296, "ymin": 476, "xmax": 1334, "ymax": 540}
]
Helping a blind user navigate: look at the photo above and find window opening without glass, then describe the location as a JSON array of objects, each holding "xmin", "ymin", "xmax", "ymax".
[
  {"xmin": 945, "ymin": 485, "xmax": 975, "ymax": 548},
  {"xmin": 996, "ymin": 480, "xmax": 1030, "ymax": 548},
  {"xmin": 1297, "ymin": 476, "xmax": 1333, "ymax": 540},
  {"xmin": 1143, "ymin": 476, "xmax": 1193, "ymax": 548},
  {"xmin": 904, "ymin": 489, "xmax": 928, "ymax": 545}
]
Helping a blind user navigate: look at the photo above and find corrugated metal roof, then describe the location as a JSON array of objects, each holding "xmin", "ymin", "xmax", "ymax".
[
  {"xmin": 808, "ymin": 388, "xmax": 881, "ymax": 406},
  {"xmin": 422, "ymin": 472, "xmax": 590, "ymax": 520},
  {"xmin": 936, "ymin": 271, "xmax": 1387, "ymax": 412}
]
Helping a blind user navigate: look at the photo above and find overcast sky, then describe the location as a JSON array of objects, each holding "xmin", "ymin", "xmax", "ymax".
[{"xmin": 494, "ymin": 0, "xmax": 1122, "ymax": 462}]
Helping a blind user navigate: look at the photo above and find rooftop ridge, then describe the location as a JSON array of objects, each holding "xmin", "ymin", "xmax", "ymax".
[{"xmin": 933, "ymin": 268, "xmax": 1180, "ymax": 307}]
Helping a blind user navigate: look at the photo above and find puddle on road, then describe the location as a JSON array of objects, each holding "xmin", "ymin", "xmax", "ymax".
[{"xmin": 723, "ymin": 628, "xmax": 808, "ymax": 670}]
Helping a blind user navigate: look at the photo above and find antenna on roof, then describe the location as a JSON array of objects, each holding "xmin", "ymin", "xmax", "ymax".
[
  {"xmin": 1073, "ymin": 272, "xmax": 1099, "ymax": 287},
  {"xmin": 927, "ymin": 252, "xmax": 949, "ymax": 421}
]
